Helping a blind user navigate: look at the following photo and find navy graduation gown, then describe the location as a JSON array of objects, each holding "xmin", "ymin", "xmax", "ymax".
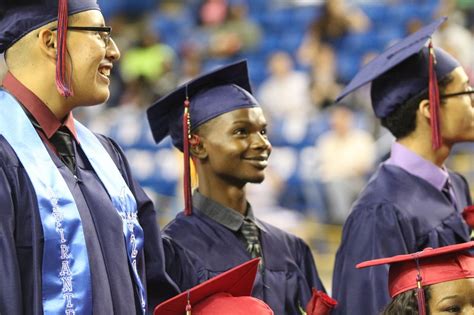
[
  {"xmin": 332, "ymin": 164, "xmax": 472, "ymax": 315},
  {"xmin": 163, "ymin": 210, "xmax": 325, "ymax": 315},
  {"xmin": 0, "ymin": 134, "xmax": 178, "ymax": 315}
]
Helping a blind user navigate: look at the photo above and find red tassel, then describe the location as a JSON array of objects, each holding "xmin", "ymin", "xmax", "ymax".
[
  {"xmin": 183, "ymin": 99, "xmax": 192, "ymax": 216},
  {"xmin": 56, "ymin": 0, "xmax": 74, "ymax": 97},
  {"xmin": 428, "ymin": 41, "xmax": 441, "ymax": 150},
  {"xmin": 185, "ymin": 290, "xmax": 192, "ymax": 315},
  {"xmin": 416, "ymin": 275, "xmax": 426, "ymax": 315}
]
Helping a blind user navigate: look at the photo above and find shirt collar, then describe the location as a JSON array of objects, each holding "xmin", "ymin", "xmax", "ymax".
[
  {"xmin": 385, "ymin": 142, "xmax": 449, "ymax": 191},
  {"xmin": 192, "ymin": 190, "xmax": 267, "ymax": 232},
  {"xmin": 2, "ymin": 72, "xmax": 79, "ymax": 141}
]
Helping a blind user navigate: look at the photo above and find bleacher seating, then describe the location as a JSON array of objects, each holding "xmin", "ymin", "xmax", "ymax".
[{"xmin": 93, "ymin": 0, "xmax": 473, "ymax": 216}]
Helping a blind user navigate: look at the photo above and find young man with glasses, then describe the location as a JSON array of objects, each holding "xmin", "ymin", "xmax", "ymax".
[
  {"xmin": 0, "ymin": 1, "xmax": 178, "ymax": 314},
  {"xmin": 331, "ymin": 17, "xmax": 474, "ymax": 315}
]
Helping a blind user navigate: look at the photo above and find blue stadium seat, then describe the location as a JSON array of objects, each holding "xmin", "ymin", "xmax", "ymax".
[
  {"xmin": 150, "ymin": 9, "xmax": 194, "ymax": 51},
  {"xmin": 360, "ymin": 3, "xmax": 388, "ymax": 27},
  {"xmin": 130, "ymin": 0, "xmax": 155, "ymax": 13},
  {"xmin": 280, "ymin": 31, "xmax": 305, "ymax": 52},
  {"xmin": 259, "ymin": 9, "xmax": 293, "ymax": 32},
  {"xmin": 303, "ymin": 114, "xmax": 332, "ymax": 146},
  {"xmin": 289, "ymin": 5, "xmax": 321, "ymax": 30},
  {"xmin": 336, "ymin": 51, "xmax": 363, "ymax": 84},
  {"xmin": 98, "ymin": 0, "xmax": 125, "ymax": 18}
]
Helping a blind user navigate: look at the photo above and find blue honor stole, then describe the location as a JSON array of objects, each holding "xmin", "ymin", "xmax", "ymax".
[{"xmin": 0, "ymin": 90, "xmax": 147, "ymax": 314}]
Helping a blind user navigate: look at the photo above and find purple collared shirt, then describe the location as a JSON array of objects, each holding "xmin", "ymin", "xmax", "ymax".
[{"xmin": 385, "ymin": 142, "xmax": 457, "ymax": 208}]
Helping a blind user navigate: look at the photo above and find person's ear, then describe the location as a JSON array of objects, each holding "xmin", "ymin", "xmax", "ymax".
[
  {"xmin": 37, "ymin": 28, "xmax": 57, "ymax": 60},
  {"xmin": 189, "ymin": 134, "xmax": 207, "ymax": 160},
  {"xmin": 419, "ymin": 99, "xmax": 431, "ymax": 120}
]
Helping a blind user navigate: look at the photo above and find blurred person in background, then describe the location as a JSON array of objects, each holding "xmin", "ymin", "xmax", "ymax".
[
  {"xmin": 0, "ymin": 0, "xmax": 179, "ymax": 314},
  {"xmin": 332, "ymin": 18, "xmax": 473, "ymax": 315},
  {"xmin": 189, "ymin": 0, "xmax": 262, "ymax": 61},
  {"xmin": 258, "ymin": 51, "xmax": 314, "ymax": 123},
  {"xmin": 311, "ymin": 105, "xmax": 375, "ymax": 225},
  {"xmin": 432, "ymin": 0, "xmax": 474, "ymax": 80},
  {"xmin": 308, "ymin": 0, "xmax": 370, "ymax": 45},
  {"xmin": 147, "ymin": 61, "xmax": 326, "ymax": 315},
  {"xmin": 298, "ymin": 0, "xmax": 370, "ymax": 66},
  {"xmin": 308, "ymin": 43, "xmax": 342, "ymax": 111},
  {"xmin": 120, "ymin": 26, "xmax": 177, "ymax": 99},
  {"xmin": 208, "ymin": 0, "xmax": 262, "ymax": 59},
  {"xmin": 178, "ymin": 50, "xmax": 204, "ymax": 85}
]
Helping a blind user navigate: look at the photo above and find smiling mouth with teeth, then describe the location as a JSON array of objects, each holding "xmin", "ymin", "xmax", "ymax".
[
  {"xmin": 245, "ymin": 157, "xmax": 268, "ymax": 161},
  {"xmin": 99, "ymin": 67, "xmax": 110, "ymax": 76}
]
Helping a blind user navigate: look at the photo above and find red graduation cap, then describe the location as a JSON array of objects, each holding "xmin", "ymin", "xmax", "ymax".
[
  {"xmin": 357, "ymin": 241, "xmax": 474, "ymax": 315},
  {"xmin": 154, "ymin": 258, "xmax": 273, "ymax": 315}
]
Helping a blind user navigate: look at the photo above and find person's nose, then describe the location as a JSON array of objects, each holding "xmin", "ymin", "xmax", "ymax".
[
  {"xmin": 106, "ymin": 38, "xmax": 120, "ymax": 62},
  {"xmin": 251, "ymin": 132, "xmax": 272, "ymax": 154}
]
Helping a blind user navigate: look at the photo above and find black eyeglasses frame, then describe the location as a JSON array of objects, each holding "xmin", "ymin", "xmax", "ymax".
[
  {"xmin": 50, "ymin": 26, "xmax": 112, "ymax": 47},
  {"xmin": 439, "ymin": 89, "xmax": 474, "ymax": 100}
]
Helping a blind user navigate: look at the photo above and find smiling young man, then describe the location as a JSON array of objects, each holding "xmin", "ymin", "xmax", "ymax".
[
  {"xmin": 0, "ymin": 1, "xmax": 178, "ymax": 314},
  {"xmin": 331, "ymin": 17, "xmax": 474, "ymax": 315},
  {"xmin": 147, "ymin": 60, "xmax": 325, "ymax": 315}
]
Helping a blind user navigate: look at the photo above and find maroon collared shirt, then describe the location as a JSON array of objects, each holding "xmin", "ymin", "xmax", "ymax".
[{"xmin": 2, "ymin": 72, "xmax": 79, "ymax": 154}]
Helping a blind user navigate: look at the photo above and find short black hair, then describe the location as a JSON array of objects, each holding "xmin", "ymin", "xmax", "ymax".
[
  {"xmin": 382, "ymin": 287, "xmax": 431, "ymax": 315},
  {"xmin": 381, "ymin": 74, "xmax": 453, "ymax": 139}
]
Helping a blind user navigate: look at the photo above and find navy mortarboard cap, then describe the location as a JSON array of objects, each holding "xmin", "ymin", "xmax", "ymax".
[
  {"xmin": 147, "ymin": 60, "xmax": 259, "ymax": 215},
  {"xmin": 336, "ymin": 17, "xmax": 460, "ymax": 150},
  {"xmin": 0, "ymin": 0, "xmax": 101, "ymax": 97},
  {"xmin": 154, "ymin": 258, "xmax": 274, "ymax": 315},
  {"xmin": 357, "ymin": 241, "xmax": 474, "ymax": 315},
  {"xmin": 147, "ymin": 60, "xmax": 257, "ymax": 150}
]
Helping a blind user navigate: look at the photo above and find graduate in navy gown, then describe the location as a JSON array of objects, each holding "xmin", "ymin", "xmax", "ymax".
[
  {"xmin": 332, "ymin": 17, "xmax": 474, "ymax": 315},
  {"xmin": 0, "ymin": 1, "xmax": 178, "ymax": 314},
  {"xmin": 146, "ymin": 60, "xmax": 326, "ymax": 315}
]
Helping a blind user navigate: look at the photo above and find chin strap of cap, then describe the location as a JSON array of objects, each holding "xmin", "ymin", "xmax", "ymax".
[
  {"xmin": 182, "ymin": 94, "xmax": 192, "ymax": 216},
  {"xmin": 428, "ymin": 40, "xmax": 442, "ymax": 150},
  {"xmin": 56, "ymin": 0, "xmax": 74, "ymax": 97}
]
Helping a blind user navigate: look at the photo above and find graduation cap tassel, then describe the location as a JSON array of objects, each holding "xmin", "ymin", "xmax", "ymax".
[
  {"xmin": 186, "ymin": 290, "xmax": 192, "ymax": 315},
  {"xmin": 416, "ymin": 275, "xmax": 427, "ymax": 315},
  {"xmin": 414, "ymin": 256, "xmax": 427, "ymax": 315},
  {"xmin": 428, "ymin": 40, "xmax": 442, "ymax": 150},
  {"xmin": 55, "ymin": 0, "xmax": 74, "ymax": 97},
  {"xmin": 182, "ymin": 98, "xmax": 193, "ymax": 216}
]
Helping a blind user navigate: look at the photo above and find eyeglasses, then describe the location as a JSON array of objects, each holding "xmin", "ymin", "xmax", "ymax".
[
  {"xmin": 440, "ymin": 87, "xmax": 474, "ymax": 100},
  {"xmin": 50, "ymin": 26, "xmax": 112, "ymax": 47}
]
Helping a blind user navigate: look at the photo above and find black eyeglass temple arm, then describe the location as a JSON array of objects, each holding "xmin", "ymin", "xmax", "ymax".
[{"xmin": 440, "ymin": 90, "xmax": 474, "ymax": 99}]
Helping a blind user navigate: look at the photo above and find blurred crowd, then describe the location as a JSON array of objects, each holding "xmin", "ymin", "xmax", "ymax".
[{"xmin": 1, "ymin": 0, "xmax": 473, "ymax": 231}]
